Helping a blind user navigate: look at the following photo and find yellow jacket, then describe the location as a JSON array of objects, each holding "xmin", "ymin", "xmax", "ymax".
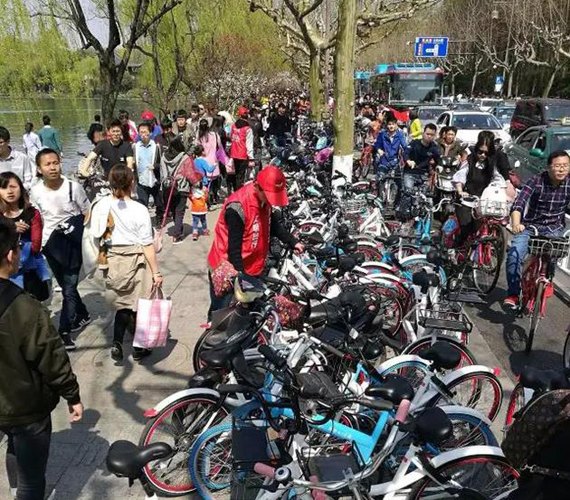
[{"xmin": 410, "ymin": 118, "xmax": 423, "ymax": 140}]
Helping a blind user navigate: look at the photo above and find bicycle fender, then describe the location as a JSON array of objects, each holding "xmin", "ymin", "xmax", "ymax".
[
  {"xmin": 145, "ymin": 388, "xmax": 221, "ymax": 416},
  {"xmin": 375, "ymin": 354, "xmax": 430, "ymax": 375},
  {"xmin": 435, "ymin": 404, "xmax": 494, "ymax": 427},
  {"xmin": 439, "ymin": 364, "xmax": 497, "ymax": 386},
  {"xmin": 428, "ymin": 445, "xmax": 505, "ymax": 466}
]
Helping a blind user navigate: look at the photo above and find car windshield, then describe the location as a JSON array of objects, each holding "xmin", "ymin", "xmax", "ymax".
[
  {"xmin": 418, "ymin": 108, "xmax": 446, "ymax": 120},
  {"xmin": 452, "ymin": 114, "xmax": 502, "ymax": 130},
  {"xmin": 494, "ymin": 107, "xmax": 515, "ymax": 125},
  {"xmin": 481, "ymin": 100, "xmax": 501, "ymax": 107},
  {"xmin": 544, "ymin": 104, "xmax": 570, "ymax": 121},
  {"xmin": 551, "ymin": 132, "xmax": 570, "ymax": 152}
]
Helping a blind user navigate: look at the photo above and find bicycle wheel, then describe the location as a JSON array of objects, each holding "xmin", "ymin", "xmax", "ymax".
[
  {"xmin": 400, "ymin": 256, "xmax": 448, "ymax": 287},
  {"xmin": 139, "ymin": 394, "xmax": 230, "ymax": 496},
  {"xmin": 526, "ymin": 281, "xmax": 544, "ymax": 354},
  {"xmin": 375, "ymin": 360, "xmax": 431, "ymax": 391},
  {"xmin": 404, "ymin": 337, "xmax": 477, "ymax": 370},
  {"xmin": 408, "ymin": 454, "xmax": 519, "ymax": 499},
  {"xmin": 471, "ymin": 240, "xmax": 501, "ymax": 294},
  {"xmin": 488, "ymin": 222, "xmax": 507, "ymax": 261},
  {"xmin": 428, "ymin": 371, "xmax": 503, "ymax": 421},
  {"xmin": 563, "ymin": 326, "xmax": 570, "ymax": 370},
  {"xmin": 504, "ymin": 383, "xmax": 525, "ymax": 430}
]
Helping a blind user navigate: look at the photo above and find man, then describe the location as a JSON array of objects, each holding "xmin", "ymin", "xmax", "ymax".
[
  {"xmin": 171, "ymin": 109, "xmax": 193, "ymax": 151},
  {"xmin": 248, "ymin": 105, "xmax": 264, "ymax": 160},
  {"xmin": 504, "ymin": 150, "xmax": 570, "ymax": 309},
  {"xmin": 373, "ymin": 114, "xmax": 407, "ymax": 193},
  {"xmin": 87, "ymin": 114, "xmax": 102, "ymax": 145},
  {"xmin": 133, "ymin": 122, "xmax": 161, "ymax": 223},
  {"xmin": 38, "ymin": 115, "xmax": 62, "ymax": 154},
  {"xmin": 437, "ymin": 126, "xmax": 464, "ymax": 159},
  {"xmin": 85, "ymin": 119, "xmax": 134, "ymax": 178},
  {"xmin": 229, "ymin": 107, "xmax": 255, "ymax": 189},
  {"xmin": 31, "ymin": 149, "xmax": 91, "ymax": 350},
  {"xmin": 22, "ymin": 122, "xmax": 42, "ymax": 165},
  {"xmin": 0, "ymin": 126, "xmax": 34, "ymax": 190},
  {"xmin": 140, "ymin": 110, "xmax": 162, "ymax": 140},
  {"xmin": 207, "ymin": 165, "xmax": 303, "ymax": 319},
  {"xmin": 267, "ymin": 102, "xmax": 292, "ymax": 147},
  {"xmin": 186, "ymin": 105, "xmax": 201, "ymax": 140},
  {"xmin": 118, "ymin": 109, "xmax": 137, "ymax": 142},
  {"xmin": 400, "ymin": 123, "xmax": 440, "ymax": 218},
  {"xmin": 0, "ymin": 221, "xmax": 83, "ymax": 500}
]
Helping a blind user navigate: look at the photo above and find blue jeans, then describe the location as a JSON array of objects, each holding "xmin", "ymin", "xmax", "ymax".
[
  {"xmin": 399, "ymin": 171, "xmax": 428, "ymax": 217},
  {"xmin": 192, "ymin": 214, "xmax": 207, "ymax": 234},
  {"xmin": 506, "ymin": 227, "xmax": 563, "ymax": 296}
]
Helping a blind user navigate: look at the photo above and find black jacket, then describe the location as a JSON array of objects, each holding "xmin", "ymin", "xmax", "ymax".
[{"xmin": 0, "ymin": 279, "xmax": 80, "ymax": 426}]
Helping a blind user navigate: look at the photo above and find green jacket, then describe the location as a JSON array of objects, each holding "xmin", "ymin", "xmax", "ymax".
[
  {"xmin": 0, "ymin": 279, "xmax": 80, "ymax": 427},
  {"xmin": 38, "ymin": 126, "xmax": 62, "ymax": 153}
]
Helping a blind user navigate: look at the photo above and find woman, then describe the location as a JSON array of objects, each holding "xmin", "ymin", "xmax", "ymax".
[
  {"xmin": 0, "ymin": 172, "xmax": 50, "ymax": 299},
  {"xmin": 197, "ymin": 119, "xmax": 222, "ymax": 204},
  {"xmin": 104, "ymin": 164, "xmax": 163, "ymax": 362},
  {"xmin": 453, "ymin": 136, "xmax": 505, "ymax": 244},
  {"xmin": 22, "ymin": 122, "xmax": 42, "ymax": 164},
  {"xmin": 409, "ymin": 110, "xmax": 422, "ymax": 141}
]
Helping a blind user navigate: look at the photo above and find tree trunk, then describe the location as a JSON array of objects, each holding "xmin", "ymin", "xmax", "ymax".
[
  {"xmin": 507, "ymin": 70, "xmax": 514, "ymax": 98},
  {"xmin": 332, "ymin": 0, "xmax": 357, "ymax": 183},
  {"xmin": 450, "ymin": 73, "xmax": 456, "ymax": 97},
  {"xmin": 99, "ymin": 60, "xmax": 119, "ymax": 124},
  {"xmin": 309, "ymin": 50, "xmax": 324, "ymax": 120},
  {"xmin": 542, "ymin": 65, "xmax": 559, "ymax": 98}
]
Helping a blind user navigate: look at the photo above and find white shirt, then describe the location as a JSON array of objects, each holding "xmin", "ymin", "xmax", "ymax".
[
  {"xmin": 23, "ymin": 132, "xmax": 42, "ymax": 160},
  {"xmin": 0, "ymin": 147, "xmax": 34, "ymax": 190},
  {"xmin": 30, "ymin": 177, "xmax": 91, "ymax": 246},
  {"xmin": 109, "ymin": 198, "xmax": 153, "ymax": 246}
]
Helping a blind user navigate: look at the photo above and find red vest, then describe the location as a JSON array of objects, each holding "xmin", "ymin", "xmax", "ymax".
[
  {"xmin": 208, "ymin": 183, "xmax": 271, "ymax": 276},
  {"xmin": 230, "ymin": 124, "xmax": 248, "ymax": 160}
]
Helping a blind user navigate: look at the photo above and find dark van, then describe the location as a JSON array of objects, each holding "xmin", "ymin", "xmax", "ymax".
[{"xmin": 510, "ymin": 98, "xmax": 570, "ymax": 138}]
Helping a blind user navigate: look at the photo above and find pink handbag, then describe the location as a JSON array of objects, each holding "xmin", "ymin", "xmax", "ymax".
[{"xmin": 133, "ymin": 286, "xmax": 172, "ymax": 349}]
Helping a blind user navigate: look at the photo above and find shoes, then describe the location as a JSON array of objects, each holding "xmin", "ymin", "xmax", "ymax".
[
  {"xmin": 503, "ymin": 295, "xmax": 519, "ymax": 310},
  {"xmin": 133, "ymin": 348, "xmax": 152, "ymax": 361},
  {"xmin": 192, "ymin": 232, "xmax": 198, "ymax": 241},
  {"xmin": 71, "ymin": 314, "xmax": 92, "ymax": 333},
  {"xmin": 199, "ymin": 321, "xmax": 212, "ymax": 329},
  {"xmin": 111, "ymin": 342, "xmax": 123, "ymax": 362},
  {"xmin": 60, "ymin": 333, "xmax": 76, "ymax": 351},
  {"xmin": 202, "ymin": 229, "xmax": 210, "ymax": 236},
  {"xmin": 172, "ymin": 236, "xmax": 183, "ymax": 245},
  {"xmin": 53, "ymin": 285, "xmax": 62, "ymax": 293}
]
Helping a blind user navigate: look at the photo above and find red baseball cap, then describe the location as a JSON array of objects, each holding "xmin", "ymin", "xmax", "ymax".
[
  {"xmin": 256, "ymin": 166, "xmax": 288, "ymax": 207},
  {"xmin": 237, "ymin": 106, "xmax": 249, "ymax": 118},
  {"xmin": 141, "ymin": 110, "xmax": 155, "ymax": 120}
]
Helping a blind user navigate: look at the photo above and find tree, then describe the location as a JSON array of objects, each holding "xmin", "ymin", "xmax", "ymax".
[{"xmin": 35, "ymin": 0, "xmax": 183, "ymax": 122}]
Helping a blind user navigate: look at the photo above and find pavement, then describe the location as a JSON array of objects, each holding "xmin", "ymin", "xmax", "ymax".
[{"xmin": 0, "ymin": 208, "xmax": 568, "ymax": 499}]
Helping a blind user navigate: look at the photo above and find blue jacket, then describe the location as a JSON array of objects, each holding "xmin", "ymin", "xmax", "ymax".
[
  {"xmin": 194, "ymin": 157, "xmax": 215, "ymax": 186},
  {"xmin": 373, "ymin": 129, "xmax": 407, "ymax": 167}
]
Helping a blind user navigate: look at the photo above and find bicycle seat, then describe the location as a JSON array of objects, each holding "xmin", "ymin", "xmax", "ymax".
[
  {"xmin": 199, "ymin": 339, "xmax": 243, "ymax": 368},
  {"xmin": 412, "ymin": 270, "xmax": 440, "ymax": 293},
  {"xmin": 412, "ymin": 407, "xmax": 453, "ymax": 445},
  {"xmin": 365, "ymin": 374, "xmax": 415, "ymax": 404},
  {"xmin": 106, "ymin": 440, "xmax": 172, "ymax": 479},
  {"xmin": 520, "ymin": 366, "xmax": 570, "ymax": 392},
  {"xmin": 188, "ymin": 367, "xmax": 223, "ymax": 389},
  {"xmin": 307, "ymin": 302, "xmax": 342, "ymax": 326},
  {"xmin": 297, "ymin": 372, "xmax": 343, "ymax": 400},
  {"xmin": 302, "ymin": 231, "xmax": 325, "ymax": 246},
  {"xmin": 384, "ymin": 234, "xmax": 401, "ymax": 247},
  {"xmin": 420, "ymin": 341, "xmax": 461, "ymax": 371}
]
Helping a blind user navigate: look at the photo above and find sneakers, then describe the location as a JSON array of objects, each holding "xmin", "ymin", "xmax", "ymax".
[
  {"xmin": 172, "ymin": 236, "xmax": 183, "ymax": 245},
  {"xmin": 133, "ymin": 348, "xmax": 152, "ymax": 361},
  {"xmin": 71, "ymin": 314, "xmax": 92, "ymax": 333},
  {"xmin": 192, "ymin": 232, "xmax": 198, "ymax": 241},
  {"xmin": 503, "ymin": 295, "xmax": 519, "ymax": 310},
  {"xmin": 111, "ymin": 342, "xmax": 123, "ymax": 362},
  {"xmin": 60, "ymin": 333, "xmax": 76, "ymax": 351},
  {"xmin": 202, "ymin": 229, "xmax": 210, "ymax": 236}
]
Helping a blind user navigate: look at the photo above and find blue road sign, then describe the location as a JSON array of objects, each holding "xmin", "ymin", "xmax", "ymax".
[{"xmin": 414, "ymin": 37, "xmax": 449, "ymax": 58}]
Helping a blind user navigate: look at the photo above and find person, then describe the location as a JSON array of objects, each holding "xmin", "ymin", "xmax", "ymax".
[
  {"xmin": 196, "ymin": 119, "xmax": 221, "ymax": 204},
  {"xmin": 229, "ymin": 107, "xmax": 254, "ymax": 189},
  {"xmin": 503, "ymin": 150, "xmax": 570, "ymax": 309},
  {"xmin": 248, "ymin": 106, "xmax": 264, "ymax": 161},
  {"xmin": 478, "ymin": 130, "xmax": 512, "ymax": 181},
  {"xmin": 373, "ymin": 114, "xmax": 407, "ymax": 193},
  {"xmin": 171, "ymin": 109, "xmax": 193, "ymax": 151},
  {"xmin": 408, "ymin": 110, "xmax": 422, "ymax": 141},
  {"xmin": 133, "ymin": 122, "xmax": 161, "ymax": 224},
  {"xmin": 0, "ymin": 221, "xmax": 83, "ymax": 500},
  {"xmin": 118, "ymin": 110, "xmax": 137, "ymax": 142},
  {"xmin": 267, "ymin": 102, "xmax": 292, "ymax": 147},
  {"xmin": 0, "ymin": 172, "xmax": 50, "ymax": 300},
  {"xmin": 85, "ymin": 119, "xmax": 134, "ymax": 179},
  {"xmin": 437, "ymin": 126, "xmax": 464, "ymax": 159},
  {"xmin": 140, "ymin": 110, "xmax": 162, "ymax": 140},
  {"xmin": 400, "ymin": 123, "xmax": 440, "ymax": 217},
  {"xmin": 211, "ymin": 114, "xmax": 228, "ymax": 181},
  {"xmin": 87, "ymin": 114, "xmax": 103, "ymax": 145},
  {"xmin": 453, "ymin": 136, "xmax": 505, "ymax": 245},
  {"xmin": 98, "ymin": 164, "xmax": 163, "ymax": 361},
  {"xmin": 189, "ymin": 180, "xmax": 209, "ymax": 241},
  {"xmin": 155, "ymin": 118, "xmax": 173, "ymax": 150},
  {"xmin": 38, "ymin": 115, "xmax": 62, "ymax": 154},
  {"xmin": 207, "ymin": 165, "xmax": 303, "ymax": 320},
  {"xmin": 22, "ymin": 122, "xmax": 42, "ymax": 164},
  {"xmin": 30, "ymin": 149, "xmax": 91, "ymax": 350},
  {"xmin": 193, "ymin": 144, "xmax": 216, "ymax": 187},
  {"xmin": 0, "ymin": 126, "xmax": 34, "ymax": 190},
  {"xmin": 186, "ymin": 105, "xmax": 201, "ymax": 141}
]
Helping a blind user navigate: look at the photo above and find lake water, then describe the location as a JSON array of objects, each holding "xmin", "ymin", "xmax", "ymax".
[{"xmin": 0, "ymin": 97, "xmax": 144, "ymax": 174}]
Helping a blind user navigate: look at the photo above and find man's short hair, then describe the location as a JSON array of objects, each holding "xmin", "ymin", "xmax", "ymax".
[
  {"xmin": 191, "ymin": 105, "xmax": 200, "ymax": 113},
  {"xmin": 548, "ymin": 150, "xmax": 570, "ymax": 165},
  {"xmin": 177, "ymin": 109, "xmax": 188, "ymax": 118},
  {"xmin": 0, "ymin": 221, "xmax": 19, "ymax": 263},
  {"xmin": 424, "ymin": 123, "xmax": 437, "ymax": 132},
  {"xmin": 386, "ymin": 114, "xmax": 398, "ymax": 124},
  {"xmin": 160, "ymin": 118, "xmax": 173, "ymax": 129},
  {"xmin": 42, "ymin": 115, "xmax": 51, "ymax": 125},
  {"xmin": 107, "ymin": 119, "xmax": 123, "ymax": 130},
  {"xmin": 0, "ymin": 126, "xmax": 10, "ymax": 143},
  {"xmin": 94, "ymin": 114, "xmax": 101, "ymax": 122},
  {"xmin": 138, "ymin": 122, "xmax": 152, "ymax": 132},
  {"xmin": 35, "ymin": 148, "xmax": 60, "ymax": 167},
  {"xmin": 447, "ymin": 126, "xmax": 458, "ymax": 134}
]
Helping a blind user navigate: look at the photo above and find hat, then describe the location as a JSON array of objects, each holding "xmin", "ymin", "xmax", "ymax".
[
  {"xmin": 237, "ymin": 106, "xmax": 249, "ymax": 118},
  {"xmin": 141, "ymin": 110, "xmax": 155, "ymax": 120},
  {"xmin": 256, "ymin": 166, "xmax": 288, "ymax": 207}
]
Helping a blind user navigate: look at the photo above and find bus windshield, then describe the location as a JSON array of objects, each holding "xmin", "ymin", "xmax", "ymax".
[{"xmin": 390, "ymin": 73, "xmax": 442, "ymax": 103}]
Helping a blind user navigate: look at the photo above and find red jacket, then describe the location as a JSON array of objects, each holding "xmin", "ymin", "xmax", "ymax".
[
  {"xmin": 230, "ymin": 123, "xmax": 250, "ymax": 160},
  {"xmin": 208, "ymin": 183, "xmax": 270, "ymax": 276}
]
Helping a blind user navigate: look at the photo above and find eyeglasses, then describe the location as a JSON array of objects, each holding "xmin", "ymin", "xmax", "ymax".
[
  {"xmin": 551, "ymin": 163, "xmax": 570, "ymax": 170},
  {"xmin": 477, "ymin": 149, "xmax": 488, "ymax": 156}
]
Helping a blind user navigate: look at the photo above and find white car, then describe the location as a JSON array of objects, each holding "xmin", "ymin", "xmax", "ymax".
[{"xmin": 435, "ymin": 111, "xmax": 512, "ymax": 146}]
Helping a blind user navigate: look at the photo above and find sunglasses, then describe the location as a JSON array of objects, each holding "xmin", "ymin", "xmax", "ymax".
[{"xmin": 476, "ymin": 149, "xmax": 488, "ymax": 156}]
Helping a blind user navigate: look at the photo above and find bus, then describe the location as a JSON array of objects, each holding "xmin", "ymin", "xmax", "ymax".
[{"xmin": 372, "ymin": 63, "xmax": 444, "ymax": 107}]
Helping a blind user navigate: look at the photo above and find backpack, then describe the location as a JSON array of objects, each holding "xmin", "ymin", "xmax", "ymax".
[
  {"xmin": 178, "ymin": 155, "xmax": 202, "ymax": 185},
  {"xmin": 502, "ymin": 389, "xmax": 570, "ymax": 469}
]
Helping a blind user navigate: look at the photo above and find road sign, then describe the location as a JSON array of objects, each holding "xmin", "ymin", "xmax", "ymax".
[
  {"xmin": 354, "ymin": 70, "xmax": 372, "ymax": 80},
  {"xmin": 414, "ymin": 37, "xmax": 449, "ymax": 58},
  {"xmin": 494, "ymin": 75, "xmax": 504, "ymax": 93}
]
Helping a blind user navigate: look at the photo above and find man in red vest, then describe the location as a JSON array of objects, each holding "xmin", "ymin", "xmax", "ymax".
[
  {"xmin": 229, "ymin": 107, "xmax": 255, "ymax": 189},
  {"xmin": 207, "ymin": 165, "xmax": 303, "ymax": 320}
]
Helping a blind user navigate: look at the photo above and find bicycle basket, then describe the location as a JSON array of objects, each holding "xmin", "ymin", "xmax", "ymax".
[
  {"xmin": 417, "ymin": 309, "xmax": 473, "ymax": 333},
  {"xmin": 340, "ymin": 197, "xmax": 368, "ymax": 214},
  {"xmin": 528, "ymin": 237, "xmax": 570, "ymax": 260},
  {"xmin": 478, "ymin": 199, "xmax": 510, "ymax": 218}
]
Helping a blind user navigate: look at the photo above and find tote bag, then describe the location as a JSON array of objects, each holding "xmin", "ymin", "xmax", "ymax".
[{"xmin": 133, "ymin": 286, "xmax": 172, "ymax": 349}]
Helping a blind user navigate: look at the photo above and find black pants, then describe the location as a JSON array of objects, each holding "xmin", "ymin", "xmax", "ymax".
[
  {"xmin": 113, "ymin": 308, "xmax": 136, "ymax": 345},
  {"xmin": 233, "ymin": 159, "xmax": 249, "ymax": 189},
  {"xmin": 137, "ymin": 184, "xmax": 163, "ymax": 225},
  {"xmin": 168, "ymin": 192, "xmax": 188, "ymax": 239},
  {"xmin": 1, "ymin": 416, "xmax": 52, "ymax": 500},
  {"xmin": 226, "ymin": 174, "xmax": 237, "ymax": 195},
  {"xmin": 209, "ymin": 177, "xmax": 221, "ymax": 204}
]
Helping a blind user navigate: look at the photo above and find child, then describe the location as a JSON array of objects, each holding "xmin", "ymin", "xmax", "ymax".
[{"xmin": 188, "ymin": 181, "xmax": 209, "ymax": 240}]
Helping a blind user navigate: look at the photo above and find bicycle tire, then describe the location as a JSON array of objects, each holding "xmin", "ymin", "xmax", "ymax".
[
  {"xmin": 403, "ymin": 337, "xmax": 477, "ymax": 370},
  {"xmin": 400, "ymin": 256, "xmax": 448, "ymax": 287},
  {"xmin": 563, "ymin": 325, "xmax": 570, "ymax": 370},
  {"xmin": 489, "ymin": 222, "xmax": 507, "ymax": 261},
  {"xmin": 504, "ymin": 382, "xmax": 525, "ymax": 430},
  {"xmin": 139, "ymin": 393, "xmax": 230, "ymax": 496},
  {"xmin": 408, "ymin": 453, "xmax": 519, "ymax": 499},
  {"xmin": 375, "ymin": 360, "xmax": 431, "ymax": 391},
  {"xmin": 526, "ymin": 281, "xmax": 544, "ymax": 354},
  {"xmin": 427, "ymin": 371, "xmax": 503, "ymax": 421},
  {"xmin": 471, "ymin": 240, "xmax": 501, "ymax": 294}
]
